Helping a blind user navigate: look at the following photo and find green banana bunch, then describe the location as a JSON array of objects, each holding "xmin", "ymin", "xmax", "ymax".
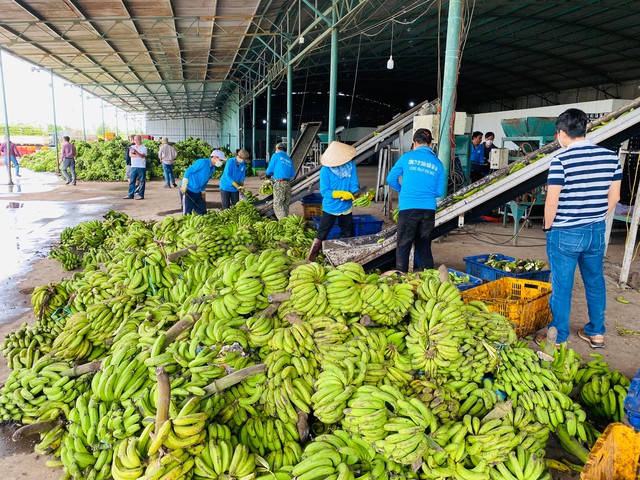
[
  {"xmin": 30, "ymin": 282, "xmax": 70, "ymax": 322},
  {"xmin": 239, "ymin": 415, "xmax": 300, "ymax": 456},
  {"xmin": 91, "ymin": 345, "xmax": 151, "ymax": 402},
  {"xmin": 312, "ymin": 359, "xmax": 364, "ymax": 424},
  {"xmin": 352, "ymin": 188, "xmax": 375, "ymax": 207},
  {"xmin": 288, "ymin": 262, "xmax": 328, "ymax": 316},
  {"xmin": 193, "ymin": 431, "xmax": 256, "ymax": 479},
  {"xmin": 259, "ymin": 178, "xmax": 273, "ymax": 196},
  {"xmin": 291, "ymin": 429, "xmax": 390, "ymax": 480},
  {"xmin": 489, "ymin": 445, "xmax": 550, "ymax": 480},
  {"xmin": 49, "ymin": 245, "xmax": 82, "ymax": 270},
  {"xmin": 360, "ymin": 277, "xmax": 415, "ymax": 326}
]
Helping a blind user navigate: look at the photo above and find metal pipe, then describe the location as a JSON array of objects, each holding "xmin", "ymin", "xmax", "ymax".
[
  {"xmin": 328, "ymin": 5, "xmax": 339, "ymax": 143},
  {"xmin": 183, "ymin": 117, "xmax": 187, "ymax": 140},
  {"xmin": 437, "ymin": 0, "xmax": 463, "ymax": 197},
  {"xmin": 100, "ymin": 100, "xmax": 105, "ymax": 137},
  {"xmin": 0, "ymin": 48, "xmax": 14, "ymax": 185},
  {"xmin": 50, "ymin": 69, "xmax": 60, "ymax": 174},
  {"xmin": 252, "ymin": 94, "xmax": 256, "ymax": 158},
  {"xmin": 266, "ymin": 84, "xmax": 272, "ymax": 161},
  {"xmin": 115, "ymin": 107, "xmax": 119, "ymax": 137},
  {"xmin": 287, "ymin": 50, "xmax": 293, "ymax": 150},
  {"xmin": 80, "ymin": 88, "xmax": 86, "ymax": 141}
]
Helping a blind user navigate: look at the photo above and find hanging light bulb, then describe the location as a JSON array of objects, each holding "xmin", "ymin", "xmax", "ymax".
[{"xmin": 387, "ymin": 21, "xmax": 394, "ymax": 70}]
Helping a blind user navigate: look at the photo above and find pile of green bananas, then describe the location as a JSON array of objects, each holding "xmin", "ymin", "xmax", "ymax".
[{"xmin": 1, "ymin": 201, "xmax": 633, "ymax": 480}]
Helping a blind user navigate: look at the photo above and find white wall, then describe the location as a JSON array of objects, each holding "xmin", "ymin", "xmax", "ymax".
[
  {"xmin": 472, "ymin": 99, "xmax": 632, "ymax": 149},
  {"xmin": 145, "ymin": 117, "xmax": 223, "ymax": 146}
]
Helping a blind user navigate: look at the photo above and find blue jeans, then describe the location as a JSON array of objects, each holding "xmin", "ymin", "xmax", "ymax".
[
  {"xmin": 546, "ymin": 221, "xmax": 606, "ymax": 343},
  {"xmin": 162, "ymin": 163, "xmax": 175, "ymax": 186},
  {"xmin": 5, "ymin": 155, "xmax": 19, "ymax": 176},
  {"xmin": 128, "ymin": 167, "xmax": 146, "ymax": 198},
  {"xmin": 184, "ymin": 190, "xmax": 207, "ymax": 215}
]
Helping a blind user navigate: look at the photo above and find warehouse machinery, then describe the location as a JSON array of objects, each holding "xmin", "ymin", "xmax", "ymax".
[{"xmin": 322, "ymin": 99, "xmax": 640, "ymax": 269}]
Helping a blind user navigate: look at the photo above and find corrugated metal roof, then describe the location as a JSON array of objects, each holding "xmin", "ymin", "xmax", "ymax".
[{"xmin": 1, "ymin": 0, "xmax": 639, "ymax": 118}]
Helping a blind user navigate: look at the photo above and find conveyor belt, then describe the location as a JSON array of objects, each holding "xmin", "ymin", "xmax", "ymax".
[
  {"xmin": 256, "ymin": 99, "xmax": 435, "ymax": 217},
  {"xmin": 323, "ymin": 97, "xmax": 640, "ymax": 270}
]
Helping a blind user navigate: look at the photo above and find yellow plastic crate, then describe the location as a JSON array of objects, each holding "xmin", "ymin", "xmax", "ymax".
[
  {"xmin": 461, "ymin": 277, "xmax": 551, "ymax": 337},
  {"xmin": 581, "ymin": 422, "xmax": 640, "ymax": 480},
  {"xmin": 302, "ymin": 203, "xmax": 322, "ymax": 220}
]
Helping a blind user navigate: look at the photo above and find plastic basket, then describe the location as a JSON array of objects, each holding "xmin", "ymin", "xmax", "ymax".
[
  {"xmin": 301, "ymin": 193, "xmax": 323, "ymax": 204},
  {"xmin": 353, "ymin": 214, "xmax": 384, "ymax": 236},
  {"xmin": 625, "ymin": 369, "xmax": 640, "ymax": 431},
  {"xmin": 313, "ymin": 216, "xmax": 340, "ymax": 239},
  {"xmin": 461, "ymin": 277, "xmax": 552, "ymax": 337},
  {"xmin": 303, "ymin": 203, "xmax": 323, "ymax": 220},
  {"xmin": 464, "ymin": 253, "xmax": 551, "ymax": 282},
  {"xmin": 580, "ymin": 423, "xmax": 640, "ymax": 480},
  {"xmin": 448, "ymin": 269, "xmax": 483, "ymax": 291}
]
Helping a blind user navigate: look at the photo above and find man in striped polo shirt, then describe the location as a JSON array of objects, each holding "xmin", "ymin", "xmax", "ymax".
[{"xmin": 541, "ymin": 108, "xmax": 621, "ymax": 348}]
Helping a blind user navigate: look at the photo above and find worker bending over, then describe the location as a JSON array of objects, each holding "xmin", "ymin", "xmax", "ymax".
[
  {"xmin": 220, "ymin": 149, "xmax": 249, "ymax": 209},
  {"xmin": 180, "ymin": 150, "xmax": 225, "ymax": 215}
]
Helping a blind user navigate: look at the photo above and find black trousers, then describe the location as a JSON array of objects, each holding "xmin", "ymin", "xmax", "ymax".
[
  {"xmin": 396, "ymin": 209, "xmax": 436, "ymax": 272},
  {"xmin": 184, "ymin": 190, "xmax": 207, "ymax": 215},
  {"xmin": 221, "ymin": 190, "xmax": 239, "ymax": 209},
  {"xmin": 315, "ymin": 211, "xmax": 353, "ymax": 241}
]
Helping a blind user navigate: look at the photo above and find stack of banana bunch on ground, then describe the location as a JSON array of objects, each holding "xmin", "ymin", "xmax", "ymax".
[{"xmin": 0, "ymin": 201, "xmax": 634, "ymax": 480}]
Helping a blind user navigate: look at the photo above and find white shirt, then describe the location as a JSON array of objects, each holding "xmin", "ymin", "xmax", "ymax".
[{"xmin": 130, "ymin": 144, "xmax": 147, "ymax": 168}]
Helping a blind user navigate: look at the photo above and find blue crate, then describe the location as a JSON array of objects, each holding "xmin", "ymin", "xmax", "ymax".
[
  {"xmin": 464, "ymin": 253, "xmax": 551, "ymax": 282},
  {"xmin": 302, "ymin": 193, "xmax": 323, "ymax": 205},
  {"xmin": 253, "ymin": 158, "xmax": 267, "ymax": 168},
  {"xmin": 448, "ymin": 269, "xmax": 483, "ymax": 291},
  {"xmin": 625, "ymin": 369, "xmax": 640, "ymax": 430},
  {"xmin": 313, "ymin": 216, "xmax": 340, "ymax": 239},
  {"xmin": 353, "ymin": 214, "xmax": 384, "ymax": 236},
  {"xmin": 312, "ymin": 214, "xmax": 384, "ymax": 239}
]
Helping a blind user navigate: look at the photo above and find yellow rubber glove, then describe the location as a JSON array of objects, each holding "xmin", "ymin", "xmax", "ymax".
[
  {"xmin": 180, "ymin": 178, "xmax": 188, "ymax": 194},
  {"xmin": 332, "ymin": 190, "xmax": 354, "ymax": 201}
]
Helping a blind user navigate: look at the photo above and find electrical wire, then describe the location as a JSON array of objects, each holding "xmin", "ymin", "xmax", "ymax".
[{"xmin": 346, "ymin": 34, "xmax": 362, "ymax": 131}]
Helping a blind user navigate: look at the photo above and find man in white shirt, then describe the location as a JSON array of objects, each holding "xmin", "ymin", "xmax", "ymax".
[{"xmin": 124, "ymin": 135, "xmax": 148, "ymax": 200}]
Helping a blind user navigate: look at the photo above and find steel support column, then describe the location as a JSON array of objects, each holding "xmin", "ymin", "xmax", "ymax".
[
  {"xmin": 50, "ymin": 69, "xmax": 60, "ymax": 174},
  {"xmin": 438, "ymin": 0, "xmax": 463, "ymax": 196},
  {"xmin": 328, "ymin": 5, "xmax": 338, "ymax": 143},
  {"xmin": 80, "ymin": 88, "xmax": 86, "ymax": 141},
  {"xmin": 0, "ymin": 48, "xmax": 14, "ymax": 185},
  {"xmin": 252, "ymin": 95, "xmax": 256, "ymax": 158},
  {"xmin": 287, "ymin": 51, "xmax": 293, "ymax": 150},
  {"xmin": 266, "ymin": 84, "xmax": 272, "ymax": 161}
]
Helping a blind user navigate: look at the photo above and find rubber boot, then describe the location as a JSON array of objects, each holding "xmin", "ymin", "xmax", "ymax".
[{"xmin": 306, "ymin": 238, "xmax": 323, "ymax": 262}]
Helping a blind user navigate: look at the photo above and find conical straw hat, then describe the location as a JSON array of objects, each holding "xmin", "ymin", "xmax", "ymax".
[{"xmin": 320, "ymin": 141, "xmax": 357, "ymax": 167}]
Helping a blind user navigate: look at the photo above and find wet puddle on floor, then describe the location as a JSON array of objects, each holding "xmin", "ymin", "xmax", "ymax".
[{"xmin": 0, "ymin": 199, "xmax": 112, "ymax": 325}]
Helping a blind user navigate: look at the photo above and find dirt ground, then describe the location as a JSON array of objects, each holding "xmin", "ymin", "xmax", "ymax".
[{"xmin": 0, "ymin": 165, "xmax": 639, "ymax": 479}]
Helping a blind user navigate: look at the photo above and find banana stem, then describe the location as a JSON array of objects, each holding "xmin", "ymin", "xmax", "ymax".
[
  {"xmin": 202, "ymin": 364, "xmax": 267, "ymax": 397},
  {"xmin": 296, "ymin": 409, "xmax": 309, "ymax": 443},
  {"xmin": 60, "ymin": 360, "xmax": 102, "ymax": 377},
  {"xmin": 167, "ymin": 245, "xmax": 196, "ymax": 262},
  {"xmin": 12, "ymin": 420, "xmax": 61, "ymax": 442},
  {"xmin": 257, "ymin": 304, "xmax": 279, "ymax": 318},
  {"xmin": 155, "ymin": 366, "xmax": 171, "ymax": 434},
  {"xmin": 284, "ymin": 313, "xmax": 303, "ymax": 325},
  {"xmin": 165, "ymin": 313, "xmax": 200, "ymax": 344},
  {"xmin": 268, "ymin": 292, "xmax": 291, "ymax": 303}
]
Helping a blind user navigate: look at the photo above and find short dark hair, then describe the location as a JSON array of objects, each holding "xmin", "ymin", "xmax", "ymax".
[
  {"xmin": 63, "ymin": 136, "xmax": 70, "ymax": 142},
  {"xmin": 485, "ymin": 132, "xmax": 494, "ymax": 139},
  {"xmin": 556, "ymin": 108, "xmax": 588, "ymax": 138},
  {"xmin": 413, "ymin": 128, "xmax": 432, "ymax": 144},
  {"xmin": 472, "ymin": 131, "xmax": 483, "ymax": 139}
]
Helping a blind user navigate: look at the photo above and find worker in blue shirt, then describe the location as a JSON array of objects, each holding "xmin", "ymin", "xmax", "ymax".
[
  {"xmin": 180, "ymin": 150, "xmax": 225, "ymax": 215},
  {"xmin": 219, "ymin": 149, "xmax": 249, "ymax": 209},
  {"xmin": 306, "ymin": 141, "xmax": 360, "ymax": 262},
  {"xmin": 262, "ymin": 142, "xmax": 296, "ymax": 219},
  {"xmin": 470, "ymin": 130, "xmax": 488, "ymax": 182},
  {"xmin": 387, "ymin": 128, "xmax": 446, "ymax": 272}
]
